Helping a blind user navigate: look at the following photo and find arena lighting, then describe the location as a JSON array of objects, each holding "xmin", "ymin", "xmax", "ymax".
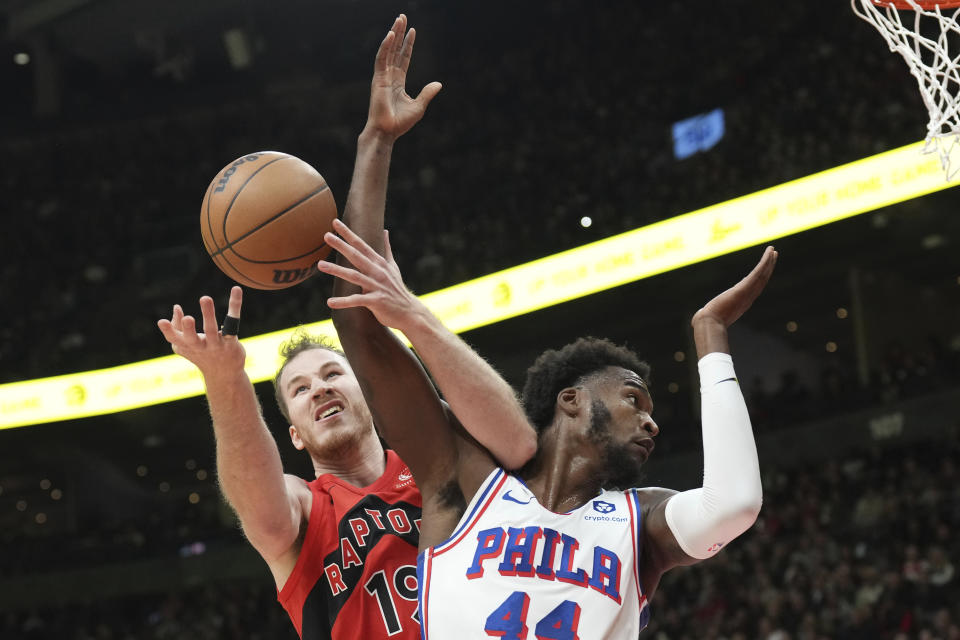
[{"xmin": 0, "ymin": 140, "xmax": 954, "ymax": 430}]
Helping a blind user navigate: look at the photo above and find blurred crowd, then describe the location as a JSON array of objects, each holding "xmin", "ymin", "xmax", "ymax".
[
  {"xmin": 747, "ymin": 337, "xmax": 960, "ymax": 435},
  {"xmin": 2, "ymin": 1, "xmax": 959, "ymax": 637},
  {"xmin": 3, "ymin": 428, "xmax": 958, "ymax": 639},
  {"xmin": 0, "ymin": 1, "xmax": 932, "ymax": 382},
  {"xmin": 646, "ymin": 434, "xmax": 960, "ymax": 640},
  {"xmin": 2, "ymin": 584, "xmax": 295, "ymax": 640}
]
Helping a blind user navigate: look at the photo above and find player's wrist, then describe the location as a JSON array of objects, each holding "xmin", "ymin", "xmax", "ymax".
[
  {"xmin": 358, "ymin": 125, "xmax": 398, "ymax": 147},
  {"xmin": 201, "ymin": 364, "xmax": 251, "ymax": 389},
  {"xmin": 690, "ymin": 309, "xmax": 725, "ymax": 329},
  {"xmin": 399, "ymin": 300, "xmax": 442, "ymax": 342},
  {"xmin": 692, "ymin": 317, "xmax": 729, "ymax": 359}
]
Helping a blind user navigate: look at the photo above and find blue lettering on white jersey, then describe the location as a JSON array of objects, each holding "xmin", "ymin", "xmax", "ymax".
[{"xmin": 418, "ymin": 469, "xmax": 651, "ymax": 639}]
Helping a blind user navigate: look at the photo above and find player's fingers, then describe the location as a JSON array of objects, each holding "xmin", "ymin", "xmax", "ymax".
[
  {"xmin": 227, "ymin": 286, "xmax": 243, "ymax": 318},
  {"xmin": 398, "ymin": 26, "xmax": 416, "ymax": 73},
  {"xmin": 199, "ymin": 296, "xmax": 219, "ymax": 338},
  {"xmin": 325, "ymin": 234, "xmax": 371, "ymax": 274},
  {"xmin": 414, "ymin": 81, "xmax": 443, "ymax": 110},
  {"xmin": 324, "ymin": 232, "xmax": 373, "ymax": 272},
  {"xmin": 181, "ymin": 315, "xmax": 202, "ymax": 344},
  {"xmin": 383, "ymin": 230, "xmax": 396, "ymax": 265},
  {"xmin": 157, "ymin": 319, "xmax": 178, "ymax": 344},
  {"xmin": 326, "ymin": 293, "xmax": 377, "ymax": 311},
  {"xmin": 171, "ymin": 304, "xmax": 184, "ymax": 331},
  {"xmin": 330, "ymin": 218, "xmax": 376, "ymax": 255},
  {"xmin": 764, "ymin": 246, "xmax": 779, "ymax": 272},
  {"xmin": 750, "ymin": 247, "xmax": 778, "ymax": 288},
  {"xmin": 375, "ymin": 29, "xmax": 395, "ymax": 74},
  {"xmin": 316, "ymin": 260, "xmax": 378, "ymax": 290},
  {"xmin": 739, "ymin": 246, "xmax": 773, "ymax": 282},
  {"xmin": 730, "ymin": 248, "xmax": 777, "ymax": 308},
  {"xmin": 329, "ymin": 220, "xmax": 382, "ymax": 263},
  {"xmin": 391, "ymin": 15, "xmax": 408, "ymax": 68},
  {"xmin": 755, "ymin": 245, "xmax": 775, "ymax": 267}
]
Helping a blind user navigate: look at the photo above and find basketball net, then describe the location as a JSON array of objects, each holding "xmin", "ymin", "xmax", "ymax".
[{"xmin": 852, "ymin": 0, "xmax": 960, "ymax": 180}]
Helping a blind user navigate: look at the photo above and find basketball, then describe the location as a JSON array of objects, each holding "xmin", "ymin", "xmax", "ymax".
[{"xmin": 200, "ymin": 151, "xmax": 338, "ymax": 290}]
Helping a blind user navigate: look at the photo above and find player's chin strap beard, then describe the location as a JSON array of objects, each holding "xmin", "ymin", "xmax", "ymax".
[
  {"xmin": 221, "ymin": 315, "xmax": 240, "ymax": 337},
  {"xmin": 586, "ymin": 400, "xmax": 644, "ymax": 490}
]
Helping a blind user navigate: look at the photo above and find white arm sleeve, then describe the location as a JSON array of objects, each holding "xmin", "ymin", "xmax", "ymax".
[{"xmin": 664, "ymin": 352, "xmax": 762, "ymax": 559}]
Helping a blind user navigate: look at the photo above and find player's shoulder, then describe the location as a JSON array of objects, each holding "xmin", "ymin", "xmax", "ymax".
[
  {"xmin": 284, "ymin": 473, "xmax": 314, "ymax": 510},
  {"xmin": 631, "ymin": 486, "xmax": 679, "ymax": 514},
  {"xmin": 284, "ymin": 472, "xmax": 312, "ymax": 491}
]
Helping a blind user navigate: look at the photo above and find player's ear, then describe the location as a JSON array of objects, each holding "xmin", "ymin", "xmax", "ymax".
[
  {"xmin": 289, "ymin": 425, "xmax": 306, "ymax": 450},
  {"xmin": 556, "ymin": 387, "xmax": 583, "ymax": 418}
]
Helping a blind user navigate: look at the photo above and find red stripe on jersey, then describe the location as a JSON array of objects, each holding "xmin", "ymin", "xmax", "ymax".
[
  {"xmin": 420, "ymin": 551, "xmax": 433, "ymax": 640},
  {"xmin": 627, "ymin": 490, "xmax": 643, "ymax": 608}
]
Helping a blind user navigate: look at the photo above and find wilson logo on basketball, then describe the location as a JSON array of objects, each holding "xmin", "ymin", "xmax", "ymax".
[
  {"xmin": 213, "ymin": 154, "xmax": 261, "ymax": 194},
  {"xmin": 273, "ymin": 264, "xmax": 318, "ymax": 284}
]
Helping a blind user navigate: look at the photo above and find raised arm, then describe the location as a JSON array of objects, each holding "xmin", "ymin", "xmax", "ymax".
[
  {"xmin": 157, "ymin": 287, "xmax": 307, "ymax": 585},
  {"xmin": 319, "ymin": 219, "xmax": 537, "ymax": 469},
  {"xmin": 328, "ymin": 17, "xmax": 534, "ymax": 475},
  {"xmin": 326, "ymin": 15, "xmax": 470, "ymax": 502},
  {"xmin": 640, "ymin": 247, "xmax": 777, "ymax": 590},
  {"xmin": 336, "ymin": 14, "xmax": 441, "ymax": 258}
]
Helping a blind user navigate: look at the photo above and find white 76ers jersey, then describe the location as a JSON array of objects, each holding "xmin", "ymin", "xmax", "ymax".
[{"xmin": 417, "ymin": 469, "xmax": 650, "ymax": 639}]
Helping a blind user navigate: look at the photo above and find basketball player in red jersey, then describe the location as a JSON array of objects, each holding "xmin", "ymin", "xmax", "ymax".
[
  {"xmin": 158, "ymin": 15, "xmax": 536, "ymax": 640},
  {"xmin": 317, "ymin": 218, "xmax": 776, "ymax": 636}
]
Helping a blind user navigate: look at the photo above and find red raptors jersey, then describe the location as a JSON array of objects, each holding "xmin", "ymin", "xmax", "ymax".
[{"xmin": 278, "ymin": 450, "xmax": 422, "ymax": 639}]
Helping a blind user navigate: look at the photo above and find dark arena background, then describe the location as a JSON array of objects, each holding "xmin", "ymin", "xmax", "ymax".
[{"xmin": 2, "ymin": 0, "xmax": 959, "ymax": 638}]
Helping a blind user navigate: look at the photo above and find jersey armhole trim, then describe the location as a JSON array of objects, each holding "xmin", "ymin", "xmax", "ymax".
[{"xmin": 432, "ymin": 468, "xmax": 506, "ymax": 555}]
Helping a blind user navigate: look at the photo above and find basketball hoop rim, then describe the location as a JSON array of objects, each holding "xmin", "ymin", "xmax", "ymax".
[{"xmin": 868, "ymin": 0, "xmax": 960, "ymax": 9}]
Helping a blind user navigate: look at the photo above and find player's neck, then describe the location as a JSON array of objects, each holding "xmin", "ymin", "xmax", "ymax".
[
  {"xmin": 310, "ymin": 433, "xmax": 386, "ymax": 487},
  {"xmin": 519, "ymin": 427, "xmax": 604, "ymax": 513}
]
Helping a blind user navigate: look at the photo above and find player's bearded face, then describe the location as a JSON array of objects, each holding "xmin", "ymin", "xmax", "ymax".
[{"xmin": 589, "ymin": 399, "xmax": 644, "ymax": 490}]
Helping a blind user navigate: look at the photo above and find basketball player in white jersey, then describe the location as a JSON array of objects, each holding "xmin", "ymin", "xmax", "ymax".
[{"xmin": 318, "ymin": 215, "xmax": 775, "ymax": 638}]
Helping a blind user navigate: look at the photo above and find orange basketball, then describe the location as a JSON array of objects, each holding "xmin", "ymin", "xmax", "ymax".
[{"xmin": 200, "ymin": 151, "xmax": 338, "ymax": 290}]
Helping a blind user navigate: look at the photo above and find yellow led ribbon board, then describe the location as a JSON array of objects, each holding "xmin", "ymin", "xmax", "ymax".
[{"xmin": 0, "ymin": 141, "xmax": 952, "ymax": 429}]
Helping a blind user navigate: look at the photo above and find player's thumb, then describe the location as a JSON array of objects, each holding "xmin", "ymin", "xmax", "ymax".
[{"xmin": 415, "ymin": 81, "xmax": 443, "ymax": 108}]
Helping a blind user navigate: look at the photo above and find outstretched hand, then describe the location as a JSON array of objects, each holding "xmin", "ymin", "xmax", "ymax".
[
  {"xmin": 367, "ymin": 14, "xmax": 442, "ymax": 141},
  {"xmin": 316, "ymin": 219, "xmax": 422, "ymax": 330},
  {"xmin": 693, "ymin": 246, "xmax": 778, "ymax": 328},
  {"xmin": 157, "ymin": 286, "xmax": 246, "ymax": 376},
  {"xmin": 692, "ymin": 247, "xmax": 778, "ymax": 358}
]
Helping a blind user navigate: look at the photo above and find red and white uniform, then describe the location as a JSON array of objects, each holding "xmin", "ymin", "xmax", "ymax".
[
  {"xmin": 279, "ymin": 450, "xmax": 422, "ymax": 640},
  {"xmin": 417, "ymin": 468, "xmax": 650, "ymax": 640}
]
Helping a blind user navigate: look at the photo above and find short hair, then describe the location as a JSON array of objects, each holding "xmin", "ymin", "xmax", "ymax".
[
  {"xmin": 521, "ymin": 337, "xmax": 650, "ymax": 433},
  {"xmin": 272, "ymin": 329, "xmax": 345, "ymax": 423}
]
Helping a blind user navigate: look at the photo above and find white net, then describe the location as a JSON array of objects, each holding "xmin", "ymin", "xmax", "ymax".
[{"xmin": 852, "ymin": 0, "xmax": 960, "ymax": 179}]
